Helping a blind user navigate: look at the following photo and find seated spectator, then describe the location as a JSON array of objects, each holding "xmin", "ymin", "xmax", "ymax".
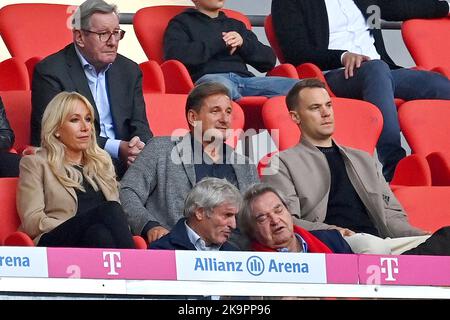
[
  {"xmin": 0, "ymin": 96, "xmax": 20, "ymax": 177},
  {"xmin": 31, "ymin": 0, "xmax": 152, "ymax": 176},
  {"xmin": 262, "ymin": 79, "xmax": 431, "ymax": 254},
  {"xmin": 150, "ymin": 177, "xmax": 241, "ymax": 251},
  {"xmin": 239, "ymin": 183, "xmax": 353, "ymax": 253},
  {"xmin": 18, "ymin": 92, "xmax": 134, "ymax": 248},
  {"xmin": 164, "ymin": 0, "xmax": 299, "ymax": 100},
  {"xmin": 271, "ymin": 0, "xmax": 450, "ymax": 181},
  {"xmin": 120, "ymin": 82, "xmax": 259, "ymax": 246}
]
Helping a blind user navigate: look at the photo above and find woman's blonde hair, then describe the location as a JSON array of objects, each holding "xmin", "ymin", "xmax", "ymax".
[{"xmin": 41, "ymin": 91, "xmax": 118, "ymax": 193}]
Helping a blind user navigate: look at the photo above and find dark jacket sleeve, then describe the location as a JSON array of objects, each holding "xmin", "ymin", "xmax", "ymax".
[
  {"xmin": 271, "ymin": 0, "xmax": 346, "ymax": 69},
  {"xmin": 310, "ymin": 230, "xmax": 354, "ymax": 254},
  {"xmin": 164, "ymin": 18, "xmax": 228, "ymax": 67},
  {"xmin": 0, "ymin": 97, "xmax": 15, "ymax": 150},
  {"xmin": 235, "ymin": 21, "xmax": 276, "ymax": 72},
  {"xmin": 31, "ymin": 63, "xmax": 64, "ymax": 147}
]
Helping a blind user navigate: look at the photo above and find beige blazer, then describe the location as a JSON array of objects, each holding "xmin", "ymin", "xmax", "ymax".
[
  {"xmin": 17, "ymin": 149, "xmax": 119, "ymax": 244},
  {"xmin": 262, "ymin": 139, "xmax": 426, "ymax": 238}
]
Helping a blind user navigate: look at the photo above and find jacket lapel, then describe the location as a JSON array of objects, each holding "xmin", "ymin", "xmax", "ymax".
[{"xmin": 106, "ymin": 63, "xmax": 125, "ymax": 139}]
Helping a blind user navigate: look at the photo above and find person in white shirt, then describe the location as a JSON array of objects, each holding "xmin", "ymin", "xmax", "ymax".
[{"xmin": 271, "ymin": 0, "xmax": 450, "ymax": 182}]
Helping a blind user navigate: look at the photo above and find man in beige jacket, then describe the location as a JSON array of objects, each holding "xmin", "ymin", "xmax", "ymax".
[{"xmin": 262, "ymin": 78, "xmax": 430, "ymax": 254}]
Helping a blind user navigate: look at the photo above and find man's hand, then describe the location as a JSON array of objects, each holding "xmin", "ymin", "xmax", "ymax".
[
  {"xmin": 341, "ymin": 52, "xmax": 371, "ymax": 79},
  {"xmin": 336, "ymin": 226, "xmax": 356, "ymax": 237},
  {"xmin": 147, "ymin": 226, "xmax": 169, "ymax": 244},
  {"xmin": 119, "ymin": 136, "xmax": 145, "ymax": 166},
  {"xmin": 222, "ymin": 31, "xmax": 243, "ymax": 55}
]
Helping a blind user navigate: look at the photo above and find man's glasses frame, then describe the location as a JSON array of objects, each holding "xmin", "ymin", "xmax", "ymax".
[{"xmin": 81, "ymin": 29, "xmax": 125, "ymax": 42}]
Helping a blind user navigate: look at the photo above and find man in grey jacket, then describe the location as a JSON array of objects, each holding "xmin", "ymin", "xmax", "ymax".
[
  {"xmin": 120, "ymin": 82, "xmax": 259, "ymax": 246},
  {"xmin": 262, "ymin": 79, "xmax": 431, "ymax": 254}
]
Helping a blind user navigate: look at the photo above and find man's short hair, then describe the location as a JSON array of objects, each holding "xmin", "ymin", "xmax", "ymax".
[
  {"xmin": 184, "ymin": 177, "xmax": 242, "ymax": 219},
  {"xmin": 239, "ymin": 183, "xmax": 290, "ymax": 239},
  {"xmin": 72, "ymin": 0, "xmax": 118, "ymax": 30},
  {"xmin": 185, "ymin": 82, "xmax": 231, "ymax": 116},
  {"xmin": 285, "ymin": 78, "xmax": 327, "ymax": 111}
]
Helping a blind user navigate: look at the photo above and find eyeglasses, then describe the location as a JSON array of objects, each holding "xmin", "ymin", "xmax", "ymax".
[{"xmin": 82, "ymin": 29, "xmax": 125, "ymax": 42}]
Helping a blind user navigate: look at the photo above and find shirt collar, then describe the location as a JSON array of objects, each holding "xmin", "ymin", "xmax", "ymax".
[
  {"xmin": 184, "ymin": 220, "xmax": 222, "ymax": 251},
  {"xmin": 276, "ymin": 234, "xmax": 309, "ymax": 253}
]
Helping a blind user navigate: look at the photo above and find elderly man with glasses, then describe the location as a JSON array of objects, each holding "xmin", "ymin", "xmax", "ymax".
[{"xmin": 31, "ymin": 0, "xmax": 152, "ymax": 177}]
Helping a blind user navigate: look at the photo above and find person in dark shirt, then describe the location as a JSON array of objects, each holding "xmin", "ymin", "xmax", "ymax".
[
  {"xmin": 120, "ymin": 82, "xmax": 259, "ymax": 247},
  {"xmin": 17, "ymin": 91, "xmax": 134, "ymax": 248},
  {"xmin": 262, "ymin": 79, "xmax": 432, "ymax": 254},
  {"xmin": 0, "ymin": 96, "xmax": 20, "ymax": 177},
  {"xmin": 164, "ymin": 0, "xmax": 299, "ymax": 100}
]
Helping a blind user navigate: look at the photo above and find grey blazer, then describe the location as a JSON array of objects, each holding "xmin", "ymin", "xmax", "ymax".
[
  {"xmin": 262, "ymin": 138, "xmax": 426, "ymax": 238},
  {"xmin": 120, "ymin": 133, "xmax": 259, "ymax": 236}
]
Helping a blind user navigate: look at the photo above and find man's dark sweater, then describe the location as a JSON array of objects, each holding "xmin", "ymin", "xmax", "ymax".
[{"xmin": 164, "ymin": 8, "xmax": 276, "ymax": 81}]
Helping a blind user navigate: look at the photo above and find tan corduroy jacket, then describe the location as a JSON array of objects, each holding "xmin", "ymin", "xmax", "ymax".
[{"xmin": 262, "ymin": 138, "xmax": 426, "ymax": 238}]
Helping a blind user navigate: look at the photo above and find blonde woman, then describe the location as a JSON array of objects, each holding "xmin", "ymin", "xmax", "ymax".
[{"xmin": 18, "ymin": 92, "xmax": 134, "ymax": 248}]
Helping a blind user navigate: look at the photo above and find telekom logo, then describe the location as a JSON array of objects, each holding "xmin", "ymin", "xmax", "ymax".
[
  {"xmin": 380, "ymin": 257, "xmax": 399, "ymax": 281},
  {"xmin": 103, "ymin": 252, "xmax": 121, "ymax": 275}
]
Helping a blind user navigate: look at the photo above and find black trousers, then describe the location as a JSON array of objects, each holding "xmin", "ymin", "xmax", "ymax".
[
  {"xmin": 0, "ymin": 151, "xmax": 20, "ymax": 177},
  {"xmin": 38, "ymin": 201, "xmax": 135, "ymax": 249}
]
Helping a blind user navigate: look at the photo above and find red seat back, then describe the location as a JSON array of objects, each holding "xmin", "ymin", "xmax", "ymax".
[
  {"xmin": 0, "ymin": 58, "xmax": 29, "ymax": 91},
  {"xmin": 0, "ymin": 178, "xmax": 20, "ymax": 245},
  {"xmin": 133, "ymin": 5, "xmax": 252, "ymax": 64},
  {"xmin": 398, "ymin": 100, "xmax": 450, "ymax": 155},
  {"xmin": 0, "ymin": 4, "xmax": 74, "ymax": 62},
  {"xmin": 1, "ymin": 90, "xmax": 32, "ymax": 153},
  {"xmin": 402, "ymin": 18, "xmax": 450, "ymax": 70},
  {"xmin": 394, "ymin": 186, "xmax": 450, "ymax": 233},
  {"xmin": 262, "ymin": 96, "xmax": 382, "ymax": 154},
  {"xmin": 144, "ymin": 93, "xmax": 245, "ymax": 148}
]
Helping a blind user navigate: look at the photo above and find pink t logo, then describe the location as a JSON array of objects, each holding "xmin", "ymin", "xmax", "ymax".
[
  {"xmin": 380, "ymin": 257, "xmax": 399, "ymax": 281},
  {"xmin": 103, "ymin": 251, "xmax": 121, "ymax": 275}
]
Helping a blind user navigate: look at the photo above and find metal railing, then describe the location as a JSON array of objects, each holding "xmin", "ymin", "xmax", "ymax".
[{"xmin": 120, "ymin": 13, "xmax": 402, "ymax": 30}]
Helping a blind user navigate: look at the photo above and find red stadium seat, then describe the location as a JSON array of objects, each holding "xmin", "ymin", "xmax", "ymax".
[
  {"xmin": 393, "ymin": 186, "xmax": 450, "ymax": 233},
  {"xmin": 133, "ymin": 6, "xmax": 298, "ymax": 131},
  {"xmin": 398, "ymin": 100, "xmax": 450, "ymax": 156},
  {"xmin": 0, "ymin": 4, "xmax": 73, "ymax": 62},
  {"xmin": 0, "ymin": 90, "xmax": 31, "ymax": 153},
  {"xmin": 264, "ymin": 14, "xmax": 405, "ymax": 109},
  {"xmin": 144, "ymin": 93, "xmax": 245, "ymax": 148},
  {"xmin": 0, "ymin": 178, "xmax": 34, "ymax": 246},
  {"xmin": 398, "ymin": 100, "xmax": 450, "ymax": 185},
  {"xmin": 402, "ymin": 17, "xmax": 450, "ymax": 78},
  {"xmin": 261, "ymin": 96, "xmax": 382, "ymax": 153},
  {"xmin": 139, "ymin": 60, "xmax": 165, "ymax": 94}
]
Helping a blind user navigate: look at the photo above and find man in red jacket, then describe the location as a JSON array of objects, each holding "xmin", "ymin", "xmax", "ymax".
[{"xmin": 239, "ymin": 183, "xmax": 353, "ymax": 253}]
